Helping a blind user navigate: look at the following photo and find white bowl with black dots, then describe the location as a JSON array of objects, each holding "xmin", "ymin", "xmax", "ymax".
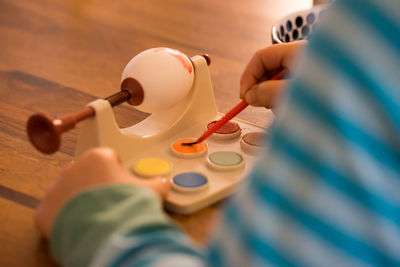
[{"xmin": 271, "ymin": 4, "xmax": 328, "ymax": 44}]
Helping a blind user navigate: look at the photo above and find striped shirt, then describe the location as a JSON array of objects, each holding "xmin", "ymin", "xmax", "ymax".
[
  {"xmin": 206, "ymin": 0, "xmax": 400, "ymax": 265},
  {"xmin": 50, "ymin": 0, "xmax": 400, "ymax": 266}
]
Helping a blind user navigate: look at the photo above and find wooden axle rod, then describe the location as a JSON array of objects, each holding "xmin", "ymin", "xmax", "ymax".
[{"xmin": 27, "ymin": 89, "xmax": 131, "ymax": 154}]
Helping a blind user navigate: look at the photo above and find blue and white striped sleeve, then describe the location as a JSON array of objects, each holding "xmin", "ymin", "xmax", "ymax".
[{"xmin": 207, "ymin": 0, "xmax": 400, "ymax": 266}]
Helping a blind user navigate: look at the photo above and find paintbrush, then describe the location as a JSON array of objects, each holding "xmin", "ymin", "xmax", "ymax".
[{"xmin": 182, "ymin": 69, "xmax": 286, "ymax": 146}]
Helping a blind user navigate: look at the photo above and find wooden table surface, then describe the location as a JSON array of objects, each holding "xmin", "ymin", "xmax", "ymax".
[{"xmin": 0, "ymin": 0, "xmax": 312, "ymax": 265}]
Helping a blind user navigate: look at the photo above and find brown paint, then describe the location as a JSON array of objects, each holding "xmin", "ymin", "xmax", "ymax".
[
  {"xmin": 207, "ymin": 120, "xmax": 240, "ymax": 134},
  {"xmin": 121, "ymin": 77, "xmax": 144, "ymax": 106},
  {"xmin": 242, "ymin": 132, "xmax": 264, "ymax": 146}
]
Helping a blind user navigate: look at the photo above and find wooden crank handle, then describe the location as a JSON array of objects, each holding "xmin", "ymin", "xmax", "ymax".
[{"xmin": 27, "ymin": 89, "xmax": 132, "ymax": 154}]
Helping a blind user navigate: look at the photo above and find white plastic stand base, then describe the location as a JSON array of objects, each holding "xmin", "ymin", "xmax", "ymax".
[{"xmin": 75, "ymin": 55, "xmax": 265, "ymax": 214}]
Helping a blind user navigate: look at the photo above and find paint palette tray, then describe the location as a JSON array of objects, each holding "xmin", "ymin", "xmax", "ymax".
[
  {"xmin": 74, "ymin": 54, "xmax": 268, "ymax": 214},
  {"xmin": 124, "ymin": 117, "xmax": 264, "ymax": 214}
]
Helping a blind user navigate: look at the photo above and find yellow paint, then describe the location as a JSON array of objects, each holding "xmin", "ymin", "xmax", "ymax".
[{"xmin": 133, "ymin": 157, "xmax": 171, "ymax": 177}]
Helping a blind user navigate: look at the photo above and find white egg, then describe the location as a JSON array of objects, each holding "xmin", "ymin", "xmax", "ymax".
[{"xmin": 121, "ymin": 47, "xmax": 194, "ymax": 113}]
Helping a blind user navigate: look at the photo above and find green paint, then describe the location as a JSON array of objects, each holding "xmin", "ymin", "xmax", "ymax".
[{"xmin": 209, "ymin": 151, "xmax": 243, "ymax": 166}]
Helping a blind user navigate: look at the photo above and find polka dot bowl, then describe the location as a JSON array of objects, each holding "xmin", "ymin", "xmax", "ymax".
[{"xmin": 271, "ymin": 4, "xmax": 328, "ymax": 44}]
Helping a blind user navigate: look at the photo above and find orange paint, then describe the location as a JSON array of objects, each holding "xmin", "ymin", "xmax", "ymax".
[{"xmin": 172, "ymin": 138, "xmax": 207, "ymax": 154}]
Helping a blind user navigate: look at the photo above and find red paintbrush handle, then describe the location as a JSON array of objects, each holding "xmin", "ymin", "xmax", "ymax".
[
  {"xmin": 270, "ymin": 69, "xmax": 286, "ymax": 80},
  {"xmin": 196, "ymin": 69, "xmax": 286, "ymax": 143},
  {"xmin": 197, "ymin": 100, "xmax": 248, "ymax": 143}
]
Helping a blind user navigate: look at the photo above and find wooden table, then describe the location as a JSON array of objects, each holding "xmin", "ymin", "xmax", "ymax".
[{"xmin": 0, "ymin": 0, "xmax": 312, "ymax": 265}]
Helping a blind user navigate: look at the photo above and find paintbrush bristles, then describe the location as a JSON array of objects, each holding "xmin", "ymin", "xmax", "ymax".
[{"xmin": 181, "ymin": 141, "xmax": 198, "ymax": 146}]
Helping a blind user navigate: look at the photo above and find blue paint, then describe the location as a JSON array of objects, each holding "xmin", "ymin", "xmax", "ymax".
[{"xmin": 173, "ymin": 172, "xmax": 208, "ymax": 188}]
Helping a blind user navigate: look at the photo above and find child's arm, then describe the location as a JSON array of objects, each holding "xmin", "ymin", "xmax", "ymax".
[
  {"xmin": 35, "ymin": 147, "xmax": 170, "ymax": 240},
  {"xmin": 35, "ymin": 148, "xmax": 204, "ymax": 267}
]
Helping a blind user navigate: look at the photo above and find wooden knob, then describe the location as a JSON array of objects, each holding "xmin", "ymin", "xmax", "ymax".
[
  {"xmin": 26, "ymin": 90, "xmax": 132, "ymax": 154},
  {"xmin": 27, "ymin": 108, "xmax": 94, "ymax": 154}
]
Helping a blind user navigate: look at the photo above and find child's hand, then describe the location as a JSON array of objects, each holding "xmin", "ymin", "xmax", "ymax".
[
  {"xmin": 35, "ymin": 147, "xmax": 170, "ymax": 239},
  {"xmin": 240, "ymin": 40, "xmax": 307, "ymax": 108}
]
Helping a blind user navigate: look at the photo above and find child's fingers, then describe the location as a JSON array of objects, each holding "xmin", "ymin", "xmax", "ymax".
[
  {"xmin": 240, "ymin": 41, "xmax": 306, "ymax": 98},
  {"xmin": 141, "ymin": 177, "xmax": 171, "ymax": 200},
  {"xmin": 240, "ymin": 52, "xmax": 264, "ymax": 98},
  {"xmin": 244, "ymin": 80, "xmax": 288, "ymax": 108},
  {"xmin": 35, "ymin": 200, "xmax": 52, "ymax": 238},
  {"xmin": 239, "ymin": 45, "xmax": 288, "ymax": 98}
]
